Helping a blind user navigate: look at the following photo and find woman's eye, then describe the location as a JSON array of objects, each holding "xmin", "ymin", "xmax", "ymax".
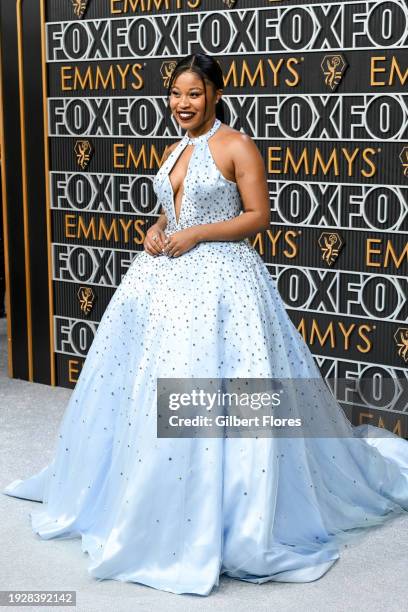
[{"xmin": 171, "ymin": 91, "xmax": 200, "ymax": 97}]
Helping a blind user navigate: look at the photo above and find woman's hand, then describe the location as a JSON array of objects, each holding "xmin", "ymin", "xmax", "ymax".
[
  {"xmin": 144, "ymin": 224, "xmax": 167, "ymax": 256},
  {"xmin": 163, "ymin": 227, "xmax": 200, "ymax": 258}
]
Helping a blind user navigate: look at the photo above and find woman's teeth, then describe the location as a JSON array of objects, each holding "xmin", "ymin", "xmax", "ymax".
[{"xmin": 179, "ymin": 113, "xmax": 195, "ymax": 120}]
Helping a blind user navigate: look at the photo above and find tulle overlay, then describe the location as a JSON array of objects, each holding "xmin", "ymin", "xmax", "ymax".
[{"xmin": 3, "ymin": 118, "xmax": 408, "ymax": 595}]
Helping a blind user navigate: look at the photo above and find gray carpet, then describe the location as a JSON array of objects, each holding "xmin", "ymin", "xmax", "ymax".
[{"xmin": 0, "ymin": 317, "xmax": 407, "ymax": 612}]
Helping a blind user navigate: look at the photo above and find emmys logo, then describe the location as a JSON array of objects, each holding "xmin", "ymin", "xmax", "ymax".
[
  {"xmin": 71, "ymin": 0, "xmax": 89, "ymax": 18},
  {"xmin": 321, "ymin": 54, "xmax": 347, "ymax": 91},
  {"xmin": 77, "ymin": 287, "xmax": 95, "ymax": 315},
  {"xmin": 74, "ymin": 140, "xmax": 93, "ymax": 170},
  {"xmin": 223, "ymin": 0, "xmax": 237, "ymax": 6},
  {"xmin": 399, "ymin": 147, "xmax": 408, "ymax": 176},
  {"xmin": 318, "ymin": 232, "xmax": 344, "ymax": 266},
  {"xmin": 394, "ymin": 328, "xmax": 408, "ymax": 363},
  {"xmin": 160, "ymin": 61, "xmax": 178, "ymax": 88}
]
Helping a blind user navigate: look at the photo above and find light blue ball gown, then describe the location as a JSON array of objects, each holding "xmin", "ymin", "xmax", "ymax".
[{"xmin": 3, "ymin": 118, "xmax": 408, "ymax": 596}]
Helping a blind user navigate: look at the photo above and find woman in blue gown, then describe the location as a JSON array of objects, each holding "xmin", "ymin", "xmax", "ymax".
[{"xmin": 3, "ymin": 53, "xmax": 408, "ymax": 596}]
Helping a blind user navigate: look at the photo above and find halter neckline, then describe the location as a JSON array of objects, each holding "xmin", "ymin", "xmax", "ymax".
[{"xmin": 182, "ymin": 118, "xmax": 221, "ymax": 144}]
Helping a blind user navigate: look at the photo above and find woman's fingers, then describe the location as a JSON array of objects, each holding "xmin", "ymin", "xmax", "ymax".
[
  {"xmin": 167, "ymin": 245, "xmax": 181, "ymax": 257},
  {"xmin": 151, "ymin": 239, "xmax": 163, "ymax": 254},
  {"xmin": 162, "ymin": 236, "xmax": 171, "ymax": 254},
  {"xmin": 144, "ymin": 244, "xmax": 157, "ymax": 256},
  {"xmin": 164, "ymin": 239, "xmax": 175, "ymax": 256},
  {"xmin": 145, "ymin": 240, "xmax": 160, "ymax": 255},
  {"xmin": 145, "ymin": 231, "xmax": 163, "ymax": 254},
  {"xmin": 155, "ymin": 230, "xmax": 166, "ymax": 250},
  {"xmin": 162, "ymin": 235, "xmax": 183, "ymax": 257}
]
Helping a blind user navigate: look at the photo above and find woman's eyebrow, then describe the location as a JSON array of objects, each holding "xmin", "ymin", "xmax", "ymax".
[{"xmin": 171, "ymin": 87, "xmax": 204, "ymax": 91}]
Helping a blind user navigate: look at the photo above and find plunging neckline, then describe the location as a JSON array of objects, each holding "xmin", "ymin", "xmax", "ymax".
[
  {"xmin": 166, "ymin": 118, "xmax": 222, "ymax": 227},
  {"xmin": 167, "ymin": 145, "xmax": 194, "ymax": 226}
]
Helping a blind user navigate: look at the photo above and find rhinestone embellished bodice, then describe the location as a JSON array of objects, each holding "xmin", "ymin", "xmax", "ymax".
[{"xmin": 152, "ymin": 118, "xmax": 241, "ymax": 233}]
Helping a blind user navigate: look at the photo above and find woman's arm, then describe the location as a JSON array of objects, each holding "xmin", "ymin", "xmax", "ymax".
[
  {"xmin": 155, "ymin": 207, "xmax": 168, "ymax": 231},
  {"xmin": 194, "ymin": 133, "xmax": 270, "ymax": 243}
]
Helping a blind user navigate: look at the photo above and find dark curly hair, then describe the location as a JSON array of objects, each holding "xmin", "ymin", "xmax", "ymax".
[{"xmin": 166, "ymin": 53, "xmax": 226, "ymax": 123}]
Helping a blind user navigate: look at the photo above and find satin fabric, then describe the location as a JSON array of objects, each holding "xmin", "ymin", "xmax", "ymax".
[{"xmin": 3, "ymin": 118, "xmax": 408, "ymax": 595}]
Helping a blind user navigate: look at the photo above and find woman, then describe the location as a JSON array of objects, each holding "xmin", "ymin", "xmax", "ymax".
[{"xmin": 3, "ymin": 53, "xmax": 408, "ymax": 596}]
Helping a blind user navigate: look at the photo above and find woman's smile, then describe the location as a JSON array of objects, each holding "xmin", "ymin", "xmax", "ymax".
[{"xmin": 177, "ymin": 111, "xmax": 196, "ymax": 122}]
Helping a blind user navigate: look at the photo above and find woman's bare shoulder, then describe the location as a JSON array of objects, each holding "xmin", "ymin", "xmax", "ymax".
[
  {"xmin": 218, "ymin": 123, "xmax": 257, "ymax": 151},
  {"xmin": 217, "ymin": 123, "xmax": 265, "ymax": 176}
]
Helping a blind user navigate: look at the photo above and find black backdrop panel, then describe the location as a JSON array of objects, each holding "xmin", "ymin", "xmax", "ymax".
[{"xmin": 0, "ymin": 1, "xmax": 28, "ymax": 380}]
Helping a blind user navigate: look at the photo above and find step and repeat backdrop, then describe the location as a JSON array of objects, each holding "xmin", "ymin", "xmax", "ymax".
[{"xmin": 1, "ymin": 0, "xmax": 408, "ymax": 434}]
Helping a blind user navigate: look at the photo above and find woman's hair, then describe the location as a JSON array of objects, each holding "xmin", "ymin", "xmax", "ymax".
[{"xmin": 166, "ymin": 53, "xmax": 226, "ymax": 123}]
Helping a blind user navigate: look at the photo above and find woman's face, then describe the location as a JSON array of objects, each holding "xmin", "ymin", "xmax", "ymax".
[{"xmin": 169, "ymin": 70, "xmax": 220, "ymax": 130}]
